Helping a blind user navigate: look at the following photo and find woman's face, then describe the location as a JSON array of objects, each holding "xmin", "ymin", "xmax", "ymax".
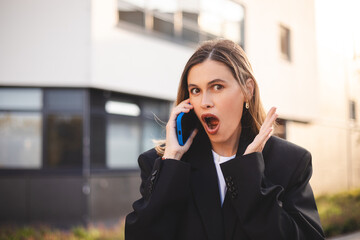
[{"xmin": 187, "ymin": 59, "xmax": 246, "ymax": 146}]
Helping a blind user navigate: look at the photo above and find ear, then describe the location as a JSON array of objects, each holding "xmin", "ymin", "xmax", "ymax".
[{"xmin": 245, "ymin": 78, "xmax": 255, "ymax": 100}]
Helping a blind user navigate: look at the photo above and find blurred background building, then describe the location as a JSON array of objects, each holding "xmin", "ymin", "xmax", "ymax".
[{"xmin": 0, "ymin": 0, "xmax": 359, "ymax": 226}]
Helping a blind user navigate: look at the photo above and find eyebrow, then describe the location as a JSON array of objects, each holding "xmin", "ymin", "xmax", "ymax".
[{"xmin": 188, "ymin": 79, "xmax": 226, "ymax": 88}]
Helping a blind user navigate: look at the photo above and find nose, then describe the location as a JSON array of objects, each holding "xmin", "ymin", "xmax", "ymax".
[{"xmin": 200, "ymin": 93, "xmax": 214, "ymax": 109}]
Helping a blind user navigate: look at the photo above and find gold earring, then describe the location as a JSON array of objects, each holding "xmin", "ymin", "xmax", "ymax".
[{"xmin": 245, "ymin": 102, "xmax": 249, "ymax": 109}]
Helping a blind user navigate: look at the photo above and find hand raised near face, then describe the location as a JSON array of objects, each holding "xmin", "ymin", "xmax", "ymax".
[
  {"xmin": 163, "ymin": 99, "xmax": 198, "ymax": 160},
  {"xmin": 243, "ymin": 107, "xmax": 278, "ymax": 155}
]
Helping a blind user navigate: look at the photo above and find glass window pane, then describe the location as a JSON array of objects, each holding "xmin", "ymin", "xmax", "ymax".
[
  {"xmin": 181, "ymin": 0, "xmax": 201, "ymax": 42},
  {"xmin": 182, "ymin": 27, "xmax": 200, "ymax": 43},
  {"xmin": 222, "ymin": 0, "xmax": 243, "ymax": 43},
  {"xmin": 142, "ymin": 101, "xmax": 170, "ymax": 120},
  {"xmin": 107, "ymin": 117, "xmax": 140, "ymax": 168},
  {"xmin": 142, "ymin": 120, "xmax": 165, "ymax": 152},
  {"xmin": 199, "ymin": 0, "xmax": 222, "ymax": 36},
  {"xmin": 199, "ymin": 0, "xmax": 244, "ymax": 44},
  {"xmin": 150, "ymin": 0, "xmax": 176, "ymax": 36},
  {"xmin": 0, "ymin": 112, "xmax": 42, "ymax": 168},
  {"xmin": 153, "ymin": 17, "xmax": 174, "ymax": 36},
  {"xmin": 0, "ymin": 88, "xmax": 42, "ymax": 110},
  {"xmin": 45, "ymin": 114, "xmax": 83, "ymax": 168},
  {"xmin": 118, "ymin": 0, "xmax": 145, "ymax": 27},
  {"xmin": 280, "ymin": 25, "xmax": 291, "ymax": 60},
  {"xmin": 106, "ymin": 101, "xmax": 141, "ymax": 117},
  {"xmin": 46, "ymin": 90, "xmax": 84, "ymax": 111},
  {"xmin": 90, "ymin": 114, "xmax": 106, "ymax": 168}
]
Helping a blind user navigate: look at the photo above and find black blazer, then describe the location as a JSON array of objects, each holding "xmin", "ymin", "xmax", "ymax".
[{"xmin": 125, "ymin": 127, "xmax": 325, "ymax": 240}]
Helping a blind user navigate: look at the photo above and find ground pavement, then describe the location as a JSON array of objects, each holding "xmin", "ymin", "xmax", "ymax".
[{"xmin": 329, "ymin": 231, "xmax": 360, "ymax": 240}]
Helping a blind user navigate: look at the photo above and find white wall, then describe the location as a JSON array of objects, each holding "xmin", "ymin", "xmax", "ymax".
[
  {"xmin": 240, "ymin": 0, "xmax": 318, "ymax": 120},
  {"xmin": 0, "ymin": 0, "xmax": 91, "ymax": 87},
  {"xmin": 90, "ymin": 0, "xmax": 194, "ymax": 100},
  {"xmin": 285, "ymin": 0, "xmax": 360, "ymax": 194}
]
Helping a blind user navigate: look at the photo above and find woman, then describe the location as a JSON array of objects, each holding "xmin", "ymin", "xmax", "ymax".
[{"xmin": 125, "ymin": 39, "xmax": 325, "ymax": 240}]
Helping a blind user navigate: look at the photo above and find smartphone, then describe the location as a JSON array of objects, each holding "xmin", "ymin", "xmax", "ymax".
[{"xmin": 176, "ymin": 110, "xmax": 199, "ymax": 146}]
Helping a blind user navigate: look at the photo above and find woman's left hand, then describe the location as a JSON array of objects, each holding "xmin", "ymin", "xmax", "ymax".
[{"xmin": 244, "ymin": 107, "xmax": 278, "ymax": 155}]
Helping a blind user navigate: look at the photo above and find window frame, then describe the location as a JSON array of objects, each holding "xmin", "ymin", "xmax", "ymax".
[
  {"xmin": 279, "ymin": 24, "xmax": 291, "ymax": 61},
  {"xmin": 117, "ymin": 0, "xmax": 246, "ymax": 49},
  {"xmin": 0, "ymin": 87, "xmax": 171, "ymax": 175},
  {"xmin": 89, "ymin": 89, "xmax": 171, "ymax": 173},
  {"xmin": 0, "ymin": 87, "xmax": 87, "ymax": 175}
]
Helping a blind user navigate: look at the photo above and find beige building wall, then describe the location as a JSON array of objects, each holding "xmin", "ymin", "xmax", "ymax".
[
  {"xmin": 237, "ymin": 0, "xmax": 360, "ymax": 195},
  {"xmin": 1, "ymin": 0, "xmax": 358, "ymax": 195},
  {"xmin": 286, "ymin": 0, "xmax": 360, "ymax": 195},
  {"xmin": 239, "ymin": 0, "xmax": 318, "ymax": 121}
]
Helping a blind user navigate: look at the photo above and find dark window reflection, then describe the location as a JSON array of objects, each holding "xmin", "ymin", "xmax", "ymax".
[
  {"xmin": 280, "ymin": 25, "xmax": 291, "ymax": 61},
  {"xmin": 153, "ymin": 16, "xmax": 174, "ymax": 36},
  {"xmin": 46, "ymin": 89, "xmax": 84, "ymax": 111},
  {"xmin": 45, "ymin": 115, "xmax": 83, "ymax": 168}
]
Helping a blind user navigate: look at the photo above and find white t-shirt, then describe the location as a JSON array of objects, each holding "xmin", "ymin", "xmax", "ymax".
[{"xmin": 212, "ymin": 150, "xmax": 236, "ymax": 206}]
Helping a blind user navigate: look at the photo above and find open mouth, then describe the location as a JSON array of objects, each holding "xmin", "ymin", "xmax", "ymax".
[{"xmin": 201, "ymin": 114, "xmax": 220, "ymax": 134}]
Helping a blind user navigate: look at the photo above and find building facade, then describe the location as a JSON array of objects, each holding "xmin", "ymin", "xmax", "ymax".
[{"xmin": 0, "ymin": 0, "xmax": 359, "ymax": 225}]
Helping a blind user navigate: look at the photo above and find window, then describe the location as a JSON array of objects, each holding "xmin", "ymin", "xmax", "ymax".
[
  {"xmin": 118, "ymin": 0, "xmax": 245, "ymax": 47},
  {"xmin": 280, "ymin": 25, "xmax": 291, "ymax": 61},
  {"xmin": 118, "ymin": 0, "xmax": 145, "ymax": 27},
  {"xmin": 45, "ymin": 114, "xmax": 83, "ymax": 168},
  {"xmin": 107, "ymin": 117, "xmax": 141, "ymax": 168},
  {"xmin": 0, "ymin": 88, "xmax": 170, "ymax": 170},
  {"xmin": 273, "ymin": 118, "xmax": 286, "ymax": 139},
  {"xmin": 0, "ymin": 88, "xmax": 42, "ymax": 169},
  {"xmin": 141, "ymin": 101, "xmax": 168, "ymax": 152},
  {"xmin": 44, "ymin": 90, "xmax": 84, "ymax": 168},
  {"xmin": 104, "ymin": 98, "xmax": 169, "ymax": 169},
  {"xmin": 350, "ymin": 100, "xmax": 357, "ymax": 121},
  {"xmin": 106, "ymin": 100, "xmax": 141, "ymax": 168},
  {"xmin": 0, "ymin": 112, "xmax": 42, "ymax": 168}
]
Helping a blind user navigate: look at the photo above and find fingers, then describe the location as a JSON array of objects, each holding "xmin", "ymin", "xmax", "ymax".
[
  {"xmin": 253, "ymin": 127, "xmax": 272, "ymax": 149},
  {"xmin": 167, "ymin": 99, "xmax": 194, "ymax": 129},
  {"xmin": 244, "ymin": 107, "xmax": 278, "ymax": 155},
  {"xmin": 183, "ymin": 128, "xmax": 198, "ymax": 150},
  {"xmin": 163, "ymin": 99, "xmax": 196, "ymax": 160},
  {"xmin": 260, "ymin": 107, "xmax": 278, "ymax": 132}
]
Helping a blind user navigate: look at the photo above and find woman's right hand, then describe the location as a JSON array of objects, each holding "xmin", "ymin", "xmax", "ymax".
[{"xmin": 163, "ymin": 99, "xmax": 198, "ymax": 160}]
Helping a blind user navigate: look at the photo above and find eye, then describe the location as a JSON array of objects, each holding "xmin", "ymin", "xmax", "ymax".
[
  {"xmin": 213, "ymin": 84, "xmax": 224, "ymax": 91},
  {"xmin": 190, "ymin": 88, "xmax": 200, "ymax": 95}
]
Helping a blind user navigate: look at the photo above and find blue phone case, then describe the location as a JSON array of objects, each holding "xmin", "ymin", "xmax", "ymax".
[
  {"xmin": 176, "ymin": 110, "xmax": 198, "ymax": 146},
  {"xmin": 176, "ymin": 112, "xmax": 186, "ymax": 146}
]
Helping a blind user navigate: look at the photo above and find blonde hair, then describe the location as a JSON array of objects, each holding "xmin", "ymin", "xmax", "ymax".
[{"xmin": 155, "ymin": 39, "xmax": 266, "ymax": 156}]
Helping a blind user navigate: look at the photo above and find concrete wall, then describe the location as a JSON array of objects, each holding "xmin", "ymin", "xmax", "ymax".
[
  {"xmin": 0, "ymin": 0, "xmax": 91, "ymax": 87},
  {"xmin": 0, "ymin": 176, "xmax": 86, "ymax": 226},
  {"xmin": 240, "ymin": 0, "xmax": 318, "ymax": 121},
  {"xmin": 285, "ymin": 0, "xmax": 360, "ymax": 195},
  {"xmin": 90, "ymin": 0, "xmax": 194, "ymax": 100}
]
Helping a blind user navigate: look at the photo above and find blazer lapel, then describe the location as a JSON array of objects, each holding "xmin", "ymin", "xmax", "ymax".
[
  {"xmin": 182, "ymin": 125, "xmax": 256, "ymax": 240},
  {"xmin": 185, "ymin": 129, "xmax": 224, "ymax": 240},
  {"xmin": 221, "ymin": 126, "xmax": 254, "ymax": 240}
]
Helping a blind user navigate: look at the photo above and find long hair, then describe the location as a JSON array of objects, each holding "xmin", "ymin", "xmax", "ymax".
[{"xmin": 155, "ymin": 39, "xmax": 266, "ymax": 156}]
